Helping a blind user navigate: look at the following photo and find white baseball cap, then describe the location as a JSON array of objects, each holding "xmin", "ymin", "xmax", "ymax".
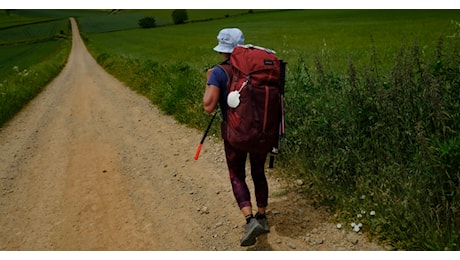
[{"xmin": 213, "ymin": 28, "xmax": 245, "ymax": 53}]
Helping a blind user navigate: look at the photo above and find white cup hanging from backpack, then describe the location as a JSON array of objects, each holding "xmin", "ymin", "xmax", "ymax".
[
  {"xmin": 227, "ymin": 80, "xmax": 248, "ymax": 108},
  {"xmin": 227, "ymin": 91, "xmax": 240, "ymax": 108}
]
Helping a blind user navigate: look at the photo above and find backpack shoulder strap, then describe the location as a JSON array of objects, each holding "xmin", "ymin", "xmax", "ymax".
[{"xmin": 216, "ymin": 61, "xmax": 233, "ymax": 90}]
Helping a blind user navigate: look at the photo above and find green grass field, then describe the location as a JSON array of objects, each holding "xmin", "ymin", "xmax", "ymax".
[
  {"xmin": 0, "ymin": 12, "xmax": 71, "ymax": 79},
  {"xmin": 83, "ymin": 10, "xmax": 460, "ymax": 71},
  {"xmin": 1, "ymin": 9, "xmax": 459, "ymax": 250}
]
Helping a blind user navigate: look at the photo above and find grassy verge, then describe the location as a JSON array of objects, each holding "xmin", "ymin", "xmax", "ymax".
[
  {"xmin": 0, "ymin": 40, "xmax": 71, "ymax": 127},
  {"xmin": 0, "ymin": 13, "xmax": 72, "ymax": 127},
  {"xmin": 281, "ymin": 35, "xmax": 459, "ymax": 250},
  {"xmin": 93, "ymin": 54, "xmax": 217, "ymax": 132}
]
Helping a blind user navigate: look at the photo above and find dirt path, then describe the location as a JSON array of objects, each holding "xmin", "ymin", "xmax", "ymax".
[{"xmin": 0, "ymin": 18, "xmax": 387, "ymax": 251}]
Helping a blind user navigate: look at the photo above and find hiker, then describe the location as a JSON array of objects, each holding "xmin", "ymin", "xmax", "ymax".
[{"xmin": 203, "ymin": 28, "xmax": 270, "ymax": 247}]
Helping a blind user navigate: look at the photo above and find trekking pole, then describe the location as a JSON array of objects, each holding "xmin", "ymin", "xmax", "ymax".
[
  {"xmin": 194, "ymin": 110, "xmax": 218, "ymax": 160},
  {"xmin": 269, "ymin": 60, "xmax": 287, "ymax": 168}
]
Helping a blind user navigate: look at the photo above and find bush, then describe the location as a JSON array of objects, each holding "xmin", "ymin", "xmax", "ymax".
[
  {"xmin": 138, "ymin": 16, "xmax": 156, "ymax": 29},
  {"xmin": 172, "ymin": 10, "xmax": 188, "ymax": 25}
]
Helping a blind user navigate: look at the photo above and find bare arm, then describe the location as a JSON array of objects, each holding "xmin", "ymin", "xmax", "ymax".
[{"xmin": 203, "ymin": 68, "xmax": 220, "ymax": 114}]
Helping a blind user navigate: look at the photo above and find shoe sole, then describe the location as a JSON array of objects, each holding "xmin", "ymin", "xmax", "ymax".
[{"xmin": 240, "ymin": 222, "xmax": 264, "ymax": 247}]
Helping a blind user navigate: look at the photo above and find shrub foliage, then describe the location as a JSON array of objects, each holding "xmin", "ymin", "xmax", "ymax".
[
  {"xmin": 138, "ymin": 16, "xmax": 156, "ymax": 28},
  {"xmin": 172, "ymin": 9, "xmax": 188, "ymax": 25}
]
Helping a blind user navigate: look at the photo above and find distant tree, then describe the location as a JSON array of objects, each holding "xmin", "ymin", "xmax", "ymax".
[
  {"xmin": 138, "ymin": 16, "xmax": 156, "ymax": 28},
  {"xmin": 172, "ymin": 9, "xmax": 188, "ymax": 24}
]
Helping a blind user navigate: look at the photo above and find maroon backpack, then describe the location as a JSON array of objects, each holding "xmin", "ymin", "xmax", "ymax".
[{"xmin": 219, "ymin": 45, "xmax": 282, "ymax": 154}]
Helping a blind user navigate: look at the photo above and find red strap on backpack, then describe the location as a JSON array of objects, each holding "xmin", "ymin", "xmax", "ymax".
[{"xmin": 217, "ymin": 62, "xmax": 233, "ymax": 91}]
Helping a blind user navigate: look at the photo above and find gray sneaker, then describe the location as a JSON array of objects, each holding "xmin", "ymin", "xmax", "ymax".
[
  {"xmin": 255, "ymin": 213, "xmax": 270, "ymax": 234},
  {"xmin": 240, "ymin": 217, "xmax": 264, "ymax": 246},
  {"xmin": 257, "ymin": 218, "xmax": 270, "ymax": 234}
]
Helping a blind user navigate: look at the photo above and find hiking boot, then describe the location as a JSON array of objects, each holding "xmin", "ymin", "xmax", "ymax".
[
  {"xmin": 255, "ymin": 212, "xmax": 270, "ymax": 234},
  {"xmin": 240, "ymin": 217, "xmax": 264, "ymax": 246}
]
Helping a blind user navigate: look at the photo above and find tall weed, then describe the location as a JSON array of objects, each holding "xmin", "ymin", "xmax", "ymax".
[{"xmin": 281, "ymin": 31, "xmax": 460, "ymax": 249}]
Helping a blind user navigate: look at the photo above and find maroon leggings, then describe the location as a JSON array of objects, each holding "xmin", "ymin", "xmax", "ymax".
[{"xmin": 224, "ymin": 140, "xmax": 269, "ymax": 210}]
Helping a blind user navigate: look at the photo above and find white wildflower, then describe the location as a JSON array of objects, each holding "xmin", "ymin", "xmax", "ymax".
[
  {"xmin": 353, "ymin": 225, "xmax": 360, "ymax": 232},
  {"xmin": 357, "ymin": 213, "xmax": 363, "ymax": 218},
  {"xmin": 370, "ymin": 210, "xmax": 376, "ymax": 216},
  {"xmin": 351, "ymin": 222, "xmax": 356, "ymax": 227},
  {"xmin": 336, "ymin": 223, "xmax": 342, "ymax": 229}
]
